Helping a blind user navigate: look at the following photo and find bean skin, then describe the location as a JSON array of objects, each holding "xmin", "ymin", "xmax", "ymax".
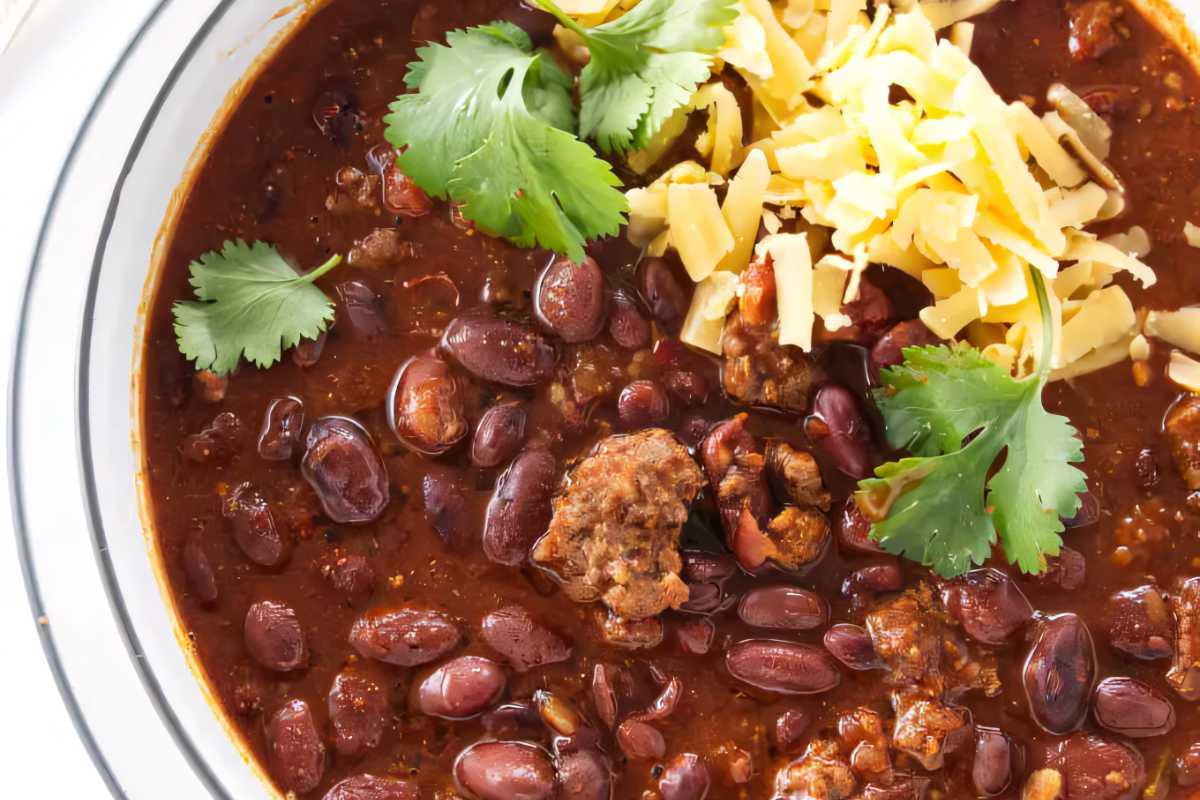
[
  {"xmin": 301, "ymin": 417, "xmax": 390, "ymax": 524},
  {"xmin": 972, "ymin": 726, "xmax": 1015, "ymax": 797},
  {"xmin": 482, "ymin": 449, "xmax": 557, "ymax": 566},
  {"xmin": 1092, "ymin": 676, "xmax": 1176, "ymax": 738},
  {"xmin": 442, "ymin": 307, "xmax": 558, "ymax": 387},
  {"xmin": 726, "ymin": 639, "xmax": 841, "ymax": 695},
  {"xmin": 417, "ymin": 655, "xmax": 507, "ymax": 719},
  {"xmin": 454, "ymin": 741, "xmax": 556, "ymax": 800},
  {"xmin": 659, "ymin": 753, "xmax": 711, "ymax": 800},
  {"xmin": 328, "ymin": 669, "xmax": 389, "ymax": 757},
  {"xmin": 222, "ymin": 482, "xmax": 288, "ymax": 568},
  {"xmin": 387, "ymin": 353, "xmax": 468, "ymax": 455},
  {"xmin": 738, "ymin": 585, "xmax": 828, "ymax": 631},
  {"xmin": 616, "ymin": 719, "xmax": 666, "ymax": 760},
  {"xmin": 941, "ymin": 568, "xmax": 1034, "ymax": 645},
  {"xmin": 322, "ymin": 775, "xmax": 419, "ymax": 800},
  {"xmin": 1023, "ymin": 613, "xmax": 1095, "ymax": 734},
  {"xmin": 266, "ymin": 699, "xmax": 326, "ymax": 794},
  {"xmin": 349, "ymin": 606, "xmax": 461, "ymax": 667},
  {"xmin": 244, "ymin": 600, "xmax": 307, "ymax": 672},
  {"xmin": 534, "ymin": 255, "xmax": 608, "ymax": 343},
  {"xmin": 480, "ymin": 605, "xmax": 572, "ymax": 672},
  {"xmin": 471, "ymin": 401, "xmax": 529, "ymax": 468},
  {"xmin": 823, "ymin": 623, "xmax": 882, "ymax": 671}
]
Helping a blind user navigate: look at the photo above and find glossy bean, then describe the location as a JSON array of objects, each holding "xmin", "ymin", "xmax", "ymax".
[
  {"xmin": 659, "ymin": 753, "xmax": 711, "ymax": 800},
  {"xmin": 1105, "ymin": 584, "xmax": 1173, "ymax": 660},
  {"xmin": 1092, "ymin": 676, "xmax": 1175, "ymax": 738},
  {"xmin": 556, "ymin": 750, "xmax": 612, "ymax": 800},
  {"xmin": 349, "ymin": 606, "xmax": 460, "ymax": 667},
  {"xmin": 442, "ymin": 307, "xmax": 558, "ymax": 387},
  {"xmin": 244, "ymin": 600, "xmax": 307, "ymax": 672},
  {"xmin": 617, "ymin": 380, "xmax": 670, "ymax": 429},
  {"xmin": 301, "ymin": 417, "xmax": 390, "ymax": 524},
  {"xmin": 480, "ymin": 605, "xmax": 572, "ymax": 672},
  {"xmin": 837, "ymin": 497, "xmax": 884, "ymax": 555},
  {"xmin": 267, "ymin": 700, "xmax": 326, "ymax": 794},
  {"xmin": 870, "ymin": 319, "xmax": 939, "ymax": 371},
  {"xmin": 772, "ymin": 708, "xmax": 811, "ymax": 755},
  {"xmin": 328, "ymin": 669, "xmax": 389, "ymax": 757},
  {"xmin": 677, "ymin": 617, "xmax": 715, "ymax": 655},
  {"xmin": 472, "ymin": 401, "xmax": 529, "ymax": 468},
  {"xmin": 591, "ymin": 664, "xmax": 620, "ymax": 730},
  {"xmin": 454, "ymin": 741, "xmax": 556, "ymax": 800},
  {"xmin": 726, "ymin": 640, "xmax": 841, "ymax": 695},
  {"xmin": 534, "ymin": 256, "xmax": 608, "ymax": 343},
  {"xmin": 336, "ymin": 280, "xmax": 388, "ymax": 340},
  {"xmin": 823, "ymin": 623, "xmax": 882, "ymax": 671},
  {"xmin": 941, "ymin": 568, "xmax": 1035, "ymax": 645},
  {"xmin": 1046, "ymin": 733, "xmax": 1146, "ymax": 800},
  {"xmin": 1023, "ymin": 613, "xmax": 1095, "ymax": 734},
  {"xmin": 324, "ymin": 553, "xmax": 376, "ymax": 607},
  {"xmin": 972, "ymin": 726, "xmax": 1015, "ymax": 797},
  {"xmin": 387, "ymin": 353, "xmax": 468, "ymax": 455},
  {"xmin": 322, "ymin": 775, "xmax": 419, "ymax": 800},
  {"xmin": 421, "ymin": 467, "xmax": 474, "ymax": 549},
  {"xmin": 182, "ymin": 537, "xmax": 218, "ymax": 606},
  {"xmin": 257, "ymin": 396, "xmax": 305, "ymax": 461},
  {"xmin": 482, "ymin": 449, "xmax": 557, "ymax": 566},
  {"xmin": 738, "ymin": 585, "xmax": 828, "ymax": 631},
  {"xmin": 616, "ymin": 719, "xmax": 665, "ymax": 760},
  {"xmin": 637, "ymin": 256, "xmax": 689, "ymax": 325},
  {"xmin": 222, "ymin": 482, "xmax": 288, "ymax": 567},
  {"xmin": 418, "ymin": 655, "xmax": 506, "ymax": 719},
  {"xmin": 608, "ymin": 290, "xmax": 650, "ymax": 349}
]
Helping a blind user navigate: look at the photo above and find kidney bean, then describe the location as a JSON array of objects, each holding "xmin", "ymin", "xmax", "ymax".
[
  {"xmin": 1048, "ymin": 733, "xmax": 1146, "ymax": 800},
  {"xmin": 482, "ymin": 701, "xmax": 542, "ymax": 738},
  {"xmin": 267, "ymin": 699, "xmax": 326, "ymax": 794},
  {"xmin": 335, "ymin": 280, "xmax": 387, "ymax": 340},
  {"xmin": 972, "ymin": 726, "xmax": 1015, "ymax": 797},
  {"xmin": 1092, "ymin": 676, "xmax": 1175, "ymax": 738},
  {"xmin": 659, "ymin": 753, "xmax": 711, "ymax": 800},
  {"xmin": 483, "ymin": 449, "xmax": 557, "ymax": 566},
  {"xmin": 1027, "ymin": 546, "xmax": 1086, "ymax": 591},
  {"xmin": 454, "ymin": 741, "xmax": 556, "ymax": 800},
  {"xmin": 870, "ymin": 319, "xmax": 940, "ymax": 371},
  {"xmin": 182, "ymin": 537, "xmax": 218, "ymax": 606},
  {"xmin": 442, "ymin": 307, "xmax": 558, "ymax": 387},
  {"xmin": 663, "ymin": 370, "xmax": 710, "ymax": 407},
  {"xmin": 292, "ymin": 331, "xmax": 327, "ymax": 368},
  {"xmin": 183, "ymin": 411, "xmax": 243, "ymax": 464},
  {"xmin": 324, "ymin": 553, "xmax": 376, "ymax": 607},
  {"xmin": 726, "ymin": 640, "xmax": 841, "ymax": 695},
  {"xmin": 616, "ymin": 719, "xmax": 665, "ymax": 760},
  {"xmin": 773, "ymin": 708, "xmax": 811, "ymax": 755},
  {"xmin": 257, "ymin": 396, "xmax": 305, "ymax": 461},
  {"xmin": 677, "ymin": 617, "xmax": 715, "ymax": 655},
  {"xmin": 591, "ymin": 664, "xmax": 620, "ymax": 729},
  {"xmin": 349, "ymin": 606, "xmax": 460, "ymax": 667},
  {"xmin": 472, "ymin": 402, "xmax": 529, "ymax": 468},
  {"xmin": 618, "ymin": 380, "xmax": 671, "ymax": 429},
  {"xmin": 842, "ymin": 563, "xmax": 903, "ymax": 598},
  {"xmin": 556, "ymin": 749, "xmax": 612, "ymax": 800},
  {"xmin": 221, "ymin": 482, "xmax": 288, "ymax": 567},
  {"xmin": 823, "ymin": 623, "xmax": 881, "ymax": 671},
  {"xmin": 418, "ymin": 655, "xmax": 506, "ymax": 719},
  {"xmin": 808, "ymin": 384, "xmax": 874, "ymax": 479},
  {"xmin": 301, "ymin": 417, "xmax": 390, "ymax": 524},
  {"xmin": 837, "ymin": 497, "xmax": 884, "ymax": 555},
  {"xmin": 480, "ymin": 605, "xmax": 572, "ymax": 672},
  {"xmin": 387, "ymin": 353, "xmax": 467, "ymax": 455},
  {"xmin": 941, "ymin": 568, "xmax": 1034, "ymax": 645},
  {"xmin": 682, "ymin": 550, "xmax": 738, "ymax": 584},
  {"xmin": 421, "ymin": 467, "xmax": 474, "ymax": 549},
  {"xmin": 328, "ymin": 669, "xmax": 389, "ymax": 757},
  {"xmin": 534, "ymin": 256, "xmax": 608, "ymax": 343},
  {"xmin": 638, "ymin": 256, "xmax": 689, "ymax": 325},
  {"xmin": 1023, "ymin": 613, "xmax": 1096, "ymax": 734},
  {"xmin": 1105, "ymin": 584, "xmax": 1173, "ymax": 660},
  {"xmin": 1177, "ymin": 741, "xmax": 1200, "ymax": 787},
  {"xmin": 244, "ymin": 601, "xmax": 307, "ymax": 672},
  {"xmin": 322, "ymin": 774, "xmax": 419, "ymax": 800},
  {"xmin": 738, "ymin": 586, "xmax": 827, "ymax": 631},
  {"xmin": 608, "ymin": 290, "xmax": 650, "ymax": 349}
]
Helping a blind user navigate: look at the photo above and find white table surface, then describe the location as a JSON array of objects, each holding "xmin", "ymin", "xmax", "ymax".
[{"xmin": 0, "ymin": 0, "xmax": 159, "ymax": 795}]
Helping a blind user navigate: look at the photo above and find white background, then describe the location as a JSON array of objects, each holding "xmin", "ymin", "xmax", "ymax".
[{"xmin": 0, "ymin": 0, "xmax": 158, "ymax": 795}]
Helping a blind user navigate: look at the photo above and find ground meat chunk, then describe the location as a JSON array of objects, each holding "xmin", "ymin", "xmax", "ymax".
[
  {"xmin": 1165, "ymin": 395, "xmax": 1200, "ymax": 490},
  {"xmin": 776, "ymin": 738, "xmax": 858, "ymax": 800},
  {"xmin": 1168, "ymin": 576, "xmax": 1200, "ymax": 700},
  {"xmin": 1067, "ymin": 0, "xmax": 1126, "ymax": 62},
  {"xmin": 865, "ymin": 588, "xmax": 942, "ymax": 687},
  {"xmin": 532, "ymin": 429, "xmax": 703, "ymax": 620},
  {"xmin": 766, "ymin": 507, "xmax": 831, "ymax": 570},
  {"xmin": 767, "ymin": 441, "xmax": 832, "ymax": 510},
  {"xmin": 890, "ymin": 693, "xmax": 971, "ymax": 770},
  {"xmin": 722, "ymin": 309, "xmax": 822, "ymax": 413}
]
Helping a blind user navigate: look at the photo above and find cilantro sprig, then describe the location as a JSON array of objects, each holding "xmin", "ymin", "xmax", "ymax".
[
  {"xmin": 384, "ymin": 22, "xmax": 627, "ymax": 263},
  {"xmin": 856, "ymin": 273, "xmax": 1087, "ymax": 578},
  {"xmin": 173, "ymin": 240, "xmax": 341, "ymax": 375},
  {"xmin": 534, "ymin": 0, "xmax": 737, "ymax": 154}
]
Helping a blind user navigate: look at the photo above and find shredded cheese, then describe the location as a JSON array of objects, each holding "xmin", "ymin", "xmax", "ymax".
[
  {"xmin": 1146, "ymin": 307, "xmax": 1200, "ymax": 356},
  {"xmin": 1186, "ymin": 221, "xmax": 1200, "ymax": 248}
]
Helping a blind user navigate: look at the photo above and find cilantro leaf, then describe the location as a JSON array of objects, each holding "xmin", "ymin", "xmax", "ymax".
[
  {"xmin": 857, "ymin": 274, "xmax": 1087, "ymax": 578},
  {"xmin": 384, "ymin": 22, "xmax": 626, "ymax": 262},
  {"xmin": 173, "ymin": 240, "xmax": 341, "ymax": 376},
  {"xmin": 536, "ymin": 0, "xmax": 738, "ymax": 153}
]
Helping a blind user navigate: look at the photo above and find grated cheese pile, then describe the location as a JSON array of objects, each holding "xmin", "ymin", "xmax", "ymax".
[{"xmin": 596, "ymin": 0, "xmax": 1190, "ymax": 380}]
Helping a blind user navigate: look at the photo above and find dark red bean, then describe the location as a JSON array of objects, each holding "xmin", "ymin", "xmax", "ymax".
[
  {"xmin": 638, "ymin": 256, "xmax": 689, "ymax": 325},
  {"xmin": 257, "ymin": 396, "xmax": 305, "ymax": 461},
  {"xmin": 837, "ymin": 497, "xmax": 884, "ymax": 555},
  {"xmin": 244, "ymin": 600, "xmax": 307, "ymax": 672},
  {"xmin": 681, "ymin": 550, "xmax": 738, "ymax": 584},
  {"xmin": 1047, "ymin": 733, "xmax": 1146, "ymax": 800},
  {"xmin": 454, "ymin": 741, "xmax": 556, "ymax": 800},
  {"xmin": 221, "ymin": 482, "xmax": 288, "ymax": 567},
  {"xmin": 811, "ymin": 384, "xmax": 867, "ymax": 439},
  {"xmin": 322, "ymin": 774, "xmax": 419, "ymax": 800},
  {"xmin": 482, "ymin": 449, "xmax": 557, "ymax": 566},
  {"xmin": 972, "ymin": 726, "xmax": 1014, "ymax": 797},
  {"xmin": 772, "ymin": 708, "xmax": 811, "ymax": 754},
  {"xmin": 659, "ymin": 753, "xmax": 711, "ymax": 800},
  {"xmin": 1092, "ymin": 676, "xmax": 1175, "ymax": 738},
  {"xmin": 738, "ymin": 585, "xmax": 827, "ymax": 631},
  {"xmin": 422, "ymin": 467, "xmax": 474, "ymax": 549},
  {"xmin": 941, "ymin": 568, "xmax": 1034, "ymax": 645},
  {"xmin": 182, "ymin": 537, "xmax": 218, "ymax": 605},
  {"xmin": 328, "ymin": 669, "xmax": 389, "ymax": 757},
  {"xmin": 534, "ymin": 256, "xmax": 608, "ymax": 343},
  {"xmin": 632, "ymin": 668, "xmax": 681, "ymax": 722},
  {"xmin": 1064, "ymin": 491, "xmax": 1101, "ymax": 528},
  {"xmin": 1105, "ymin": 584, "xmax": 1173, "ymax": 661},
  {"xmin": 608, "ymin": 290, "xmax": 650, "ymax": 349},
  {"xmin": 663, "ymin": 370, "xmax": 709, "ymax": 407},
  {"xmin": 616, "ymin": 719, "xmax": 665, "ymax": 760},
  {"xmin": 183, "ymin": 411, "xmax": 243, "ymax": 464},
  {"xmin": 808, "ymin": 384, "xmax": 874, "ymax": 479},
  {"xmin": 677, "ymin": 617, "xmax": 715, "ymax": 655},
  {"xmin": 301, "ymin": 417, "xmax": 390, "ymax": 524},
  {"xmin": 842, "ymin": 563, "xmax": 903, "ymax": 597},
  {"xmin": 556, "ymin": 749, "xmax": 612, "ymax": 800},
  {"xmin": 618, "ymin": 380, "xmax": 670, "ymax": 429},
  {"xmin": 336, "ymin": 280, "xmax": 387, "ymax": 340},
  {"xmin": 1023, "ymin": 613, "xmax": 1096, "ymax": 734},
  {"xmin": 823, "ymin": 623, "xmax": 881, "ymax": 671},
  {"xmin": 870, "ymin": 319, "xmax": 940, "ymax": 371},
  {"xmin": 292, "ymin": 331, "xmax": 326, "ymax": 368},
  {"xmin": 387, "ymin": 353, "xmax": 468, "ymax": 455},
  {"xmin": 442, "ymin": 307, "xmax": 558, "ymax": 387},
  {"xmin": 1027, "ymin": 546, "xmax": 1087, "ymax": 591},
  {"xmin": 349, "ymin": 606, "xmax": 460, "ymax": 667},
  {"xmin": 726, "ymin": 640, "xmax": 841, "ymax": 695},
  {"xmin": 590, "ymin": 664, "xmax": 620, "ymax": 730},
  {"xmin": 324, "ymin": 553, "xmax": 376, "ymax": 607},
  {"xmin": 472, "ymin": 402, "xmax": 529, "ymax": 468},
  {"xmin": 418, "ymin": 655, "xmax": 506, "ymax": 719},
  {"xmin": 480, "ymin": 605, "xmax": 572, "ymax": 672},
  {"xmin": 267, "ymin": 699, "xmax": 326, "ymax": 794}
]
